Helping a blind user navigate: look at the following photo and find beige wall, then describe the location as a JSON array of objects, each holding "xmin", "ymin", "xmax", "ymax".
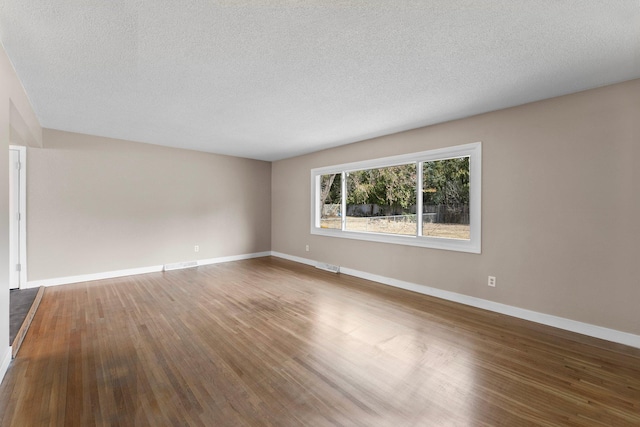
[
  {"xmin": 27, "ymin": 130, "xmax": 271, "ymax": 280},
  {"xmin": 272, "ymin": 79, "xmax": 640, "ymax": 335},
  {"xmin": 2, "ymin": 31, "xmax": 638, "ymax": 351},
  {"xmin": 1, "ymin": 43, "xmax": 42, "ymax": 366}
]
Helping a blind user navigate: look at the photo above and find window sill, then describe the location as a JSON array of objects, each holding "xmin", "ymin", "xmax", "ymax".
[{"xmin": 310, "ymin": 226, "xmax": 481, "ymax": 253}]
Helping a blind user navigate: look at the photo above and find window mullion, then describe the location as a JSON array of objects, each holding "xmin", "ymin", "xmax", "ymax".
[
  {"xmin": 315, "ymin": 174, "xmax": 320, "ymax": 229},
  {"xmin": 341, "ymin": 171, "xmax": 346, "ymax": 231},
  {"xmin": 417, "ymin": 161, "xmax": 423, "ymax": 237}
]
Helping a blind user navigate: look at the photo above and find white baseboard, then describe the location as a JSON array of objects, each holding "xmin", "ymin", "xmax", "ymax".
[
  {"xmin": 24, "ymin": 251, "xmax": 272, "ymax": 289},
  {"xmin": 24, "ymin": 265, "xmax": 164, "ymax": 288},
  {"xmin": 19, "ymin": 250, "xmax": 640, "ymax": 349},
  {"xmin": 0, "ymin": 347, "xmax": 11, "ymax": 384},
  {"xmin": 271, "ymin": 251, "xmax": 316, "ymax": 267},
  {"xmin": 270, "ymin": 252, "xmax": 640, "ymax": 349},
  {"xmin": 198, "ymin": 251, "xmax": 272, "ymax": 267}
]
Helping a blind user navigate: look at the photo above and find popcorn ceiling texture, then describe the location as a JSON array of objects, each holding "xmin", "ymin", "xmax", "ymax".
[{"xmin": 0, "ymin": 1, "xmax": 638, "ymax": 161}]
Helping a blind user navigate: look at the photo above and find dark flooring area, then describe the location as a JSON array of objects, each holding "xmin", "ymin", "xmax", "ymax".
[{"xmin": 10, "ymin": 288, "xmax": 39, "ymax": 344}]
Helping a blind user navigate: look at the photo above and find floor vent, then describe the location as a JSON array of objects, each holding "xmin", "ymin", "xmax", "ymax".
[
  {"xmin": 163, "ymin": 261, "xmax": 198, "ymax": 272},
  {"xmin": 316, "ymin": 263, "xmax": 340, "ymax": 273}
]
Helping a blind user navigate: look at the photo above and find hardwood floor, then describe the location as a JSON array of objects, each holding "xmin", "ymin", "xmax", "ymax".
[{"xmin": 0, "ymin": 257, "xmax": 638, "ymax": 426}]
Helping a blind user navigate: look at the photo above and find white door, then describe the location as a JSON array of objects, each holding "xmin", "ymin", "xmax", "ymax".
[{"xmin": 9, "ymin": 148, "xmax": 21, "ymax": 289}]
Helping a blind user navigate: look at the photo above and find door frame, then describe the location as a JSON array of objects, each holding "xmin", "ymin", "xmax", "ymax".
[{"xmin": 9, "ymin": 145, "xmax": 27, "ymax": 289}]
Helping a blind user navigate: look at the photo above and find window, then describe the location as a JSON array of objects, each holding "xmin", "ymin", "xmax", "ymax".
[{"xmin": 311, "ymin": 142, "xmax": 481, "ymax": 253}]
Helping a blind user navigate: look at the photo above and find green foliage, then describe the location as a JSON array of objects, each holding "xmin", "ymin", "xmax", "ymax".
[
  {"xmin": 423, "ymin": 157, "xmax": 469, "ymax": 207},
  {"xmin": 346, "ymin": 163, "xmax": 416, "ymax": 211},
  {"xmin": 320, "ymin": 174, "xmax": 341, "ymax": 205},
  {"xmin": 322, "ymin": 157, "xmax": 469, "ymax": 220}
]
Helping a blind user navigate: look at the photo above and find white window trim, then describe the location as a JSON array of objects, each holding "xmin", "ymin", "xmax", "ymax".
[{"xmin": 310, "ymin": 142, "xmax": 481, "ymax": 254}]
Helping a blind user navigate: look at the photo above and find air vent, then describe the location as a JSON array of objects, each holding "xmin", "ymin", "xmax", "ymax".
[
  {"xmin": 163, "ymin": 261, "xmax": 198, "ymax": 271},
  {"xmin": 316, "ymin": 263, "xmax": 340, "ymax": 273}
]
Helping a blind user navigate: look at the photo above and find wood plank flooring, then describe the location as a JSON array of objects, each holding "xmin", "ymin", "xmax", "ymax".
[{"xmin": 0, "ymin": 257, "xmax": 638, "ymax": 426}]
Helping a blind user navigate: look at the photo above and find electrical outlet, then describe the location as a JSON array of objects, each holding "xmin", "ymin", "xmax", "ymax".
[
  {"xmin": 194, "ymin": 245, "xmax": 199, "ymax": 253},
  {"xmin": 488, "ymin": 276, "xmax": 496, "ymax": 287},
  {"xmin": 305, "ymin": 245, "xmax": 309, "ymax": 252}
]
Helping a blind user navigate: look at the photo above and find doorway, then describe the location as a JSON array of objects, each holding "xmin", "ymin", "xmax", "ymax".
[{"xmin": 9, "ymin": 145, "xmax": 26, "ymax": 289}]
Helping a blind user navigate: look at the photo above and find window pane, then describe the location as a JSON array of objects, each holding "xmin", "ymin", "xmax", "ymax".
[
  {"xmin": 345, "ymin": 164, "xmax": 416, "ymax": 236},
  {"xmin": 422, "ymin": 157, "xmax": 470, "ymax": 240},
  {"xmin": 320, "ymin": 173, "xmax": 342, "ymax": 229}
]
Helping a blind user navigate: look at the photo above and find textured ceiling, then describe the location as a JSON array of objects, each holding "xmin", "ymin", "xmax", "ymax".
[{"xmin": 1, "ymin": 1, "xmax": 639, "ymax": 161}]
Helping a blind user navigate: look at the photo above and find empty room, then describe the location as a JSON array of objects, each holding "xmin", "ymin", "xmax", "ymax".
[{"xmin": 0, "ymin": 1, "xmax": 639, "ymax": 426}]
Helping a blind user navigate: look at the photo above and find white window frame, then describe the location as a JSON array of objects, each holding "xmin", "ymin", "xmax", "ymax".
[{"xmin": 310, "ymin": 142, "xmax": 481, "ymax": 253}]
